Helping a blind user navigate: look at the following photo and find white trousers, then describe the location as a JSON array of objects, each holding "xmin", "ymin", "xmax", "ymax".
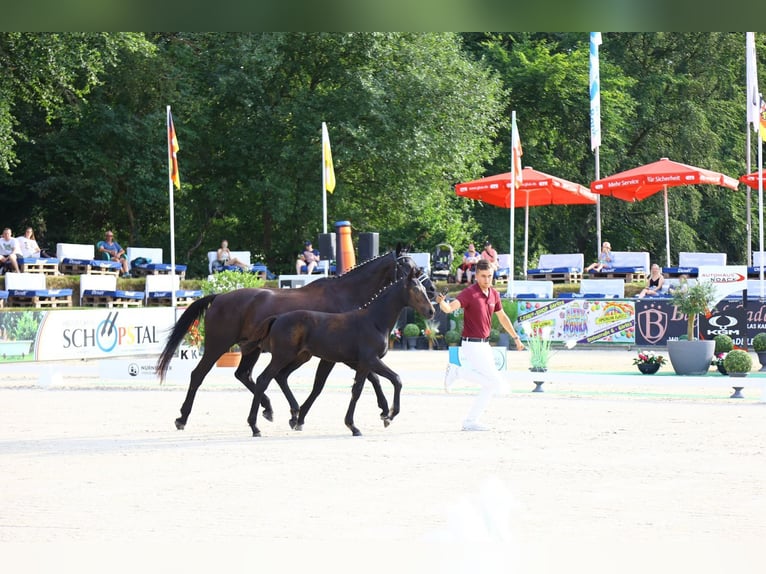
[{"xmin": 455, "ymin": 341, "xmax": 503, "ymax": 424}]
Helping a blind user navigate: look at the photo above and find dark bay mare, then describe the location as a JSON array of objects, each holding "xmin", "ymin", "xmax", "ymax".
[
  {"xmin": 156, "ymin": 247, "xmax": 435, "ymax": 431},
  {"xmin": 248, "ymin": 267, "xmax": 435, "ymax": 437}
]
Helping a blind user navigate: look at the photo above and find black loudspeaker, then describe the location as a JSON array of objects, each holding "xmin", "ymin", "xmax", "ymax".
[
  {"xmin": 358, "ymin": 232, "xmax": 379, "ymax": 262},
  {"xmin": 318, "ymin": 233, "xmax": 336, "ymax": 262}
]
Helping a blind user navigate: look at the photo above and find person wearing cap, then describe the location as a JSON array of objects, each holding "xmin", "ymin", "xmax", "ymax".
[
  {"xmin": 437, "ymin": 258, "xmax": 525, "ymax": 431},
  {"xmin": 97, "ymin": 230, "xmax": 130, "ymax": 277},
  {"xmin": 480, "ymin": 240, "xmax": 499, "ymax": 275},
  {"xmin": 295, "ymin": 240, "xmax": 321, "ymax": 274},
  {"xmin": 215, "ymin": 239, "xmax": 250, "ymax": 271}
]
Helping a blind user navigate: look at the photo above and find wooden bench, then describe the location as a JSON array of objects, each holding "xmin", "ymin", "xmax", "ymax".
[
  {"xmin": 507, "ymin": 279, "xmax": 554, "ymax": 298},
  {"xmin": 80, "ymin": 274, "xmax": 143, "ymax": 308},
  {"xmin": 278, "ymin": 274, "xmax": 325, "ymax": 289},
  {"xmin": 19, "ymin": 257, "xmax": 60, "ymax": 275},
  {"xmin": 663, "ymin": 252, "xmax": 726, "ymax": 278},
  {"xmin": 527, "ymin": 253, "xmax": 584, "ymax": 284},
  {"xmin": 127, "ymin": 247, "xmax": 187, "ymax": 279},
  {"xmin": 5, "ymin": 272, "xmax": 73, "ymax": 308},
  {"xmin": 590, "ymin": 251, "xmax": 649, "ymax": 283},
  {"xmin": 145, "ymin": 274, "xmax": 202, "ymax": 307},
  {"xmin": 56, "ymin": 243, "xmax": 121, "ymax": 276}
]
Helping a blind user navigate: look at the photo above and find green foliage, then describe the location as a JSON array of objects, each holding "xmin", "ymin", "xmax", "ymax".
[
  {"xmin": 12, "ymin": 311, "xmax": 40, "ymax": 340},
  {"xmin": 444, "ymin": 330, "xmax": 461, "ymax": 345},
  {"xmin": 713, "ymin": 334, "xmax": 734, "ymax": 354},
  {"xmin": 402, "ymin": 323, "xmax": 420, "ymax": 338},
  {"xmin": 723, "ymin": 349, "xmax": 752, "ymax": 373},
  {"xmin": 670, "ymin": 280, "xmax": 718, "ymax": 340},
  {"xmin": 752, "ymin": 333, "xmax": 766, "ymax": 352},
  {"xmin": 201, "ymin": 271, "xmax": 264, "ymax": 295},
  {"xmin": 488, "ymin": 328, "xmax": 500, "ymax": 344}
]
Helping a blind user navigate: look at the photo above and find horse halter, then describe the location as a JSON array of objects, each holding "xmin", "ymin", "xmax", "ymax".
[{"xmin": 396, "ymin": 253, "xmax": 433, "ymax": 296}]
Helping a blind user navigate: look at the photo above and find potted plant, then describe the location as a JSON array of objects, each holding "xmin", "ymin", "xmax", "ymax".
[
  {"xmin": 522, "ymin": 321, "xmax": 552, "ymax": 372},
  {"xmin": 633, "ymin": 350, "xmax": 666, "ymax": 375},
  {"xmin": 667, "ymin": 280, "xmax": 718, "ymax": 375},
  {"xmin": 422, "ymin": 319, "xmax": 441, "ymax": 350},
  {"xmin": 752, "ymin": 332, "xmax": 766, "ymax": 371},
  {"xmin": 712, "ymin": 334, "xmax": 734, "ymax": 375},
  {"xmin": 723, "ymin": 349, "xmax": 752, "ymax": 377},
  {"xmin": 402, "ymin": 323, "xmax": 420, "ymax": 350},
  {"xmin": 444, "ymin": 329, "xmax": 461, "ymax": 347}
]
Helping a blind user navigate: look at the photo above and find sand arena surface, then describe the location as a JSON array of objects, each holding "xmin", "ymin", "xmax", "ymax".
[{"xmin": 1, "ymin": 348, "xmax": 765, "ymax": 573}]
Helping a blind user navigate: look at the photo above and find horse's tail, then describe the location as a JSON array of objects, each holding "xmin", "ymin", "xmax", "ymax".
[{"xmin": 156, "ymin": 294, "xmax": 217, "ymax": 383}]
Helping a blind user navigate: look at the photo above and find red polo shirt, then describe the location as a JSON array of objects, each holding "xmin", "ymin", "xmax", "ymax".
[{"xmin": 456, "ymin": 283, "xmax": 502, "ymax": 339}]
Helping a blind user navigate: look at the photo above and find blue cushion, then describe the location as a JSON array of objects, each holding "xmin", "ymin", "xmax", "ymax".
[
  {"xmin": 115, "ymin": 290, "xmax": 144, "ymax": 300},
  {"xmin": 9, "ymin": 288, "xmax": 72, "ymax": 297},
  {"xmin": 663, "ymin": 266, "xmax": 698, "ymax": 275},
  {"xmin": 527, "ymin": 266, "xmax": 580, "ymax": 274}
]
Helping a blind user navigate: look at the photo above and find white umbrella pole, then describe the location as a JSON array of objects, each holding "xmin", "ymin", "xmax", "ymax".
[
  {"xmin": 524, "ymin": 202, "xmax": 529, "ymax": 276},
  {"xmin": 664, "ymin": 185, "xmax": 671, "ymax": 267},
  {"xmin": 759, "ymin": 129, "xmax": 764, "ymax": 298}
]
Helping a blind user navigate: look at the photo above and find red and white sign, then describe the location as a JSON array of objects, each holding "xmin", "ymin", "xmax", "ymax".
[{"xmin": 697, "ymin": 265, "xmax": 747, "ymax": 307}]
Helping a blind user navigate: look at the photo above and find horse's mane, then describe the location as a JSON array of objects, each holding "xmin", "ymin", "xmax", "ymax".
[{"xmin": 358, "ymin": 274, "xmax": 406, "ymax": 310}]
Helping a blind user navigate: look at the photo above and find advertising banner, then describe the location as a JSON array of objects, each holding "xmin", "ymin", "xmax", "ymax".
[
  {"xmin": 697, "ymin": 265, "xmax": 747, "ymax": 307},
  {"xmin": 0, "ymin": 307, "xmax": 177, "ymax": 362},
  {"xmin": 516, "ymin": 298, "xmax": 635, "ymax": 344}
]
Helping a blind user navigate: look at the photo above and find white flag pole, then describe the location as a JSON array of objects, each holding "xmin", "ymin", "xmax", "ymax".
[
  {"xmin": 590, "ymin": 32, "xmax": 603, "ymax": 259},
  {"xmin": 167, "ymin": 105, "xmax": 177, "ymax": 310},
  {"xmin": 321, "ymin": 123, "xmax": 328, "ymax": 236},
  {"xmin": 508, "ymin": 111, "xmax": 517, "ymax": 298}
]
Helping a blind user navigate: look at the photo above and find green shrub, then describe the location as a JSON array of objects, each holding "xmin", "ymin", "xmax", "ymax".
[
  {"xmin": 713, "ymin": 334, "xmax": 733, "ymax": 354},
  {"xmin": 723, "ymin": 350, "xmax": 753, "ymax": 373},
  {"xmin": 753, "ymin": 333, "xmax": 766, "ymax": 352},
  {"xmin": 402, "ymin": 323, "xmax": 420, "ymax": 338},
  {"xmin": 444, "ymin": 330, "xmax": 461, "ymax": 345},
  {"xmin": 489, "ymin": 328, "xmax": 500, "ymax": 343}
]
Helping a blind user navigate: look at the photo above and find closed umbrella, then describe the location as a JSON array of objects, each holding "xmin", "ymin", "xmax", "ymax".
[{"xmin": 591, "ymin": 157, "xmax": 739, "ymax": 267}]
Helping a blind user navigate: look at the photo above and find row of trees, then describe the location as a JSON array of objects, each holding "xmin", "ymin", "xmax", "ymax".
[{"xmin": 0, "ymin": 32, "xmax": 762, "ymax": 277}]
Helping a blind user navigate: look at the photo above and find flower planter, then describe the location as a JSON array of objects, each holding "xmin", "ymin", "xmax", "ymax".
[
  {"xmin": 529, "ymin": 367, "xmax": 546, "ymax": 392},
  {"xmin": 216, "ymin": 351, "xmax": 241, "ymax": 368},
  {"xmin": 667, "ymin": 340, "xmax": 715, "ymax": 376},
  {"xmin": 637, "ymin": 363, "xmax": 660, "ymax": 375},
  {"xmin": 405, "ymin": 336, "xmax": 418, "ymax": 350},
  {"xmin": 757, "ymin": 351, "xmax": 766, "ymax": 372}
]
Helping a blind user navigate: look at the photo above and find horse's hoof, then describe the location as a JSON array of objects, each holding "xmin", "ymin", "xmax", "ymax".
[
  {"xmin": 294, "ymin": 424, "xmax": 303, "ymax": 431},
  {"xmin": 288, "ymin": 418, "xmax": 297, "ymax": 430},
  {"xmin": 175, "ymin": 418, "xmax": 185, "ymax": 430},
  {"xmin": 382, "ymin": 418, "xmax": 391, "ymax": 428},
  {"xmin": 262, "ymin": 409, "xmax": 274, "ymax": 422},
  {"xmin": 351, "ymin": 429, "xmax": 363, "ymax": 437}
]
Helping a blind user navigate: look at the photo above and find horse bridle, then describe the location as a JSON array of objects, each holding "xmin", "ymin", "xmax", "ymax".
[{"xmin": 396, "ymin": 253, "xmax": 433, "ymax": 297}]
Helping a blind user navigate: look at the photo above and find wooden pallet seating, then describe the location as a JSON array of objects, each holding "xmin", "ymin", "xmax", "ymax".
[
  {"xmin": 5, "ymin": 272, "xmax": 72, "ymax": 308},
  {"xmin": 79, "ymin": 274, "xmax": 143, "ymax": 308},
  {"xmin": 127, "ymin": 247, "xmax": 187, "ymax": 279},
  {"xmin": 206, "ymin": 250, "xmax": 271, "ymax": 278},
  {"xmin": 145, "ymin": 274, "xmax": 202, "ymax": 307},
  {"xmin": 663, "ymin": 252, "xmax": 726, "ymax": 278},
  {"xmin": 589, "ymin": 251, "xmax": 649, "ymax": 283},
  {"xmin": 56, "ymin": 243, "xmax": 120, "ymax": 276},
  {"xmin": 527, "ymin": 253, "xmax": 584, "ymax": 284},
  {"xmin": 19, "ymin": 257, "xmax": 60, "ymax": 275}
]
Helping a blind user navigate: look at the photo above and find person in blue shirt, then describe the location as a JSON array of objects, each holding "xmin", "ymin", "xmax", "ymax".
[{"xmin": 97, "ymin": 230, "xmax": 130, "ymax": 277}]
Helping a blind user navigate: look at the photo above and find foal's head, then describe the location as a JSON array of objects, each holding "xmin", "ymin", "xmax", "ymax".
[
  {"xmin": 395, "ymin": 245, "xmax": 437, "ymax": 301},
  {"xmin": 405, "ymin": 268, "xmax": 435, "ymax": 320}
]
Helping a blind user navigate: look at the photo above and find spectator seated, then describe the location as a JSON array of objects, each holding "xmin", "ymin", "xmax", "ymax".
[
  {"xmin": 127, "ymin": 247, "xmax": 186, "ymax": 279},
  {"xmin": 508, "ymin": 279, "xmax": 553, "ymax": 299},
  {"xmin": 56, "ymin": 243, "xmax": 121, "ymax": 276},
  {"xmin": 80, "ymin": 274, "xmax": 143, "ymax": 308},
  {"xmin": 663, "ymin": 252, "xmax": 726, "ymax": 278},
  {"xmin": 297, "ymin": 259, "xmax": 335, "ymax": 275},
  {"xmin": 407, "ymin": 252, "xmax": 431, "ymax": 278},
  {"xmin": 526, "ymin": 253, "xmax": 584, "ymax": 284},
  {"xmin": 590, "ymin": 251, "xmax": 649, "ymax": 283},
  {"xmin": 579, "ymin": 278, "xmax": 625, "ymax": 298},
  {"xmin": 145, "ymin": 274, "xmax": 202, "ymax": 307},
  {"xmin": 5, "ymin": 272, "xmax": 72, "ymax": 308},
  {"xmin": 207, "ymin": 250, "xmax": 270, "ymax": 277},
  {"xmin": 494, "ymin": 254, "xmax": 512, "ymax": 284}
]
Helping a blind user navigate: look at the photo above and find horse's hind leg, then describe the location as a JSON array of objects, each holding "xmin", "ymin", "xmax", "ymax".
[
  {"xmin": 234, "ymin": 349, "xmax": 274, "ymax": 422},
  {"xmin": 366, "ymin": 372, "xmax": 391, "ymax": 427},
  {"xmin": 345, "ymin": 372, "xmax": 368, "ymax": 437},
  {"xmin": 176, "ymin": 352, "xmax": 218, "ymax": 430},
  {"xmin": 296, "ymin": 359, "xmax": 335, "ymax": 431}
]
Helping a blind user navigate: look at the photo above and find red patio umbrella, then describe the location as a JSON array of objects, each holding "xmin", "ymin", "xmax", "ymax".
[
  {"xmin": 455, "ymin": 166, "xmax": 597, "ymax": 276},
  {"xmin": 591, "ymin": 157, "xmax": 739, "ymax": 267},
  {"xmin": 739, "ymin": 170, "xmax": 766, "ymax": 190}
]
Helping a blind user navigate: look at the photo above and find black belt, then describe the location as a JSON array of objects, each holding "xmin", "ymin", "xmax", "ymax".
[{"xmin": 462, "ymin": 337, "xmax": 488, "ymax": 343}]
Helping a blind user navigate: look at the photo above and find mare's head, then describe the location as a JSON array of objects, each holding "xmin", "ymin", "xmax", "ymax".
[
  {"xmin": 403, "ymin": 267, "xmax": 435, "ymax": 320},
  {"xmin": 395, "ymin": 243, "xmax": 437, "ymax": 301}
]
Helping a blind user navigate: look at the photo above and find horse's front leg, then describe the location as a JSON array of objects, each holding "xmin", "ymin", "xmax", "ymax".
[
  {"xmin": 366, "ymin": 372, "xmax": 391, "ymax": 427},
  {"xmin": 234, "ymin": 348, "xmax": 274, "ymax": 422},
  {"xmin": 247, "ymin": 368, "xmax": 277, "ymax": 437},
  {"xmin": 345, "ymin": 372, "xmax": 368, "ymax": 437},
  {"xmin": 296, "ymin": 359, "xmax": 335, "ymax": 431}
]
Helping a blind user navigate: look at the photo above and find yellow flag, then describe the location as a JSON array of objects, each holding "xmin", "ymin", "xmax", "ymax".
[
  {"xmin": 322, "ymin": 122, "xmax": 336, "ymax": 193},
  {"xmin": 168, "ymin": 109, "xmax": 180, "ymax": 190},
  {"xmin": 760, "ymin": 96, "xmax": 766, "ymax": 141}
]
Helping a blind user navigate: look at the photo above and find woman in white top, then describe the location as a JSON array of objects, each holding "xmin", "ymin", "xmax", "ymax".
[
  {"xmin": 16, "ymin": 227, "xmax": 43, "ymax": 258},
  {"xmin": 216, "ymin": 239, "xmax": 250, "ymax": 271}
]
